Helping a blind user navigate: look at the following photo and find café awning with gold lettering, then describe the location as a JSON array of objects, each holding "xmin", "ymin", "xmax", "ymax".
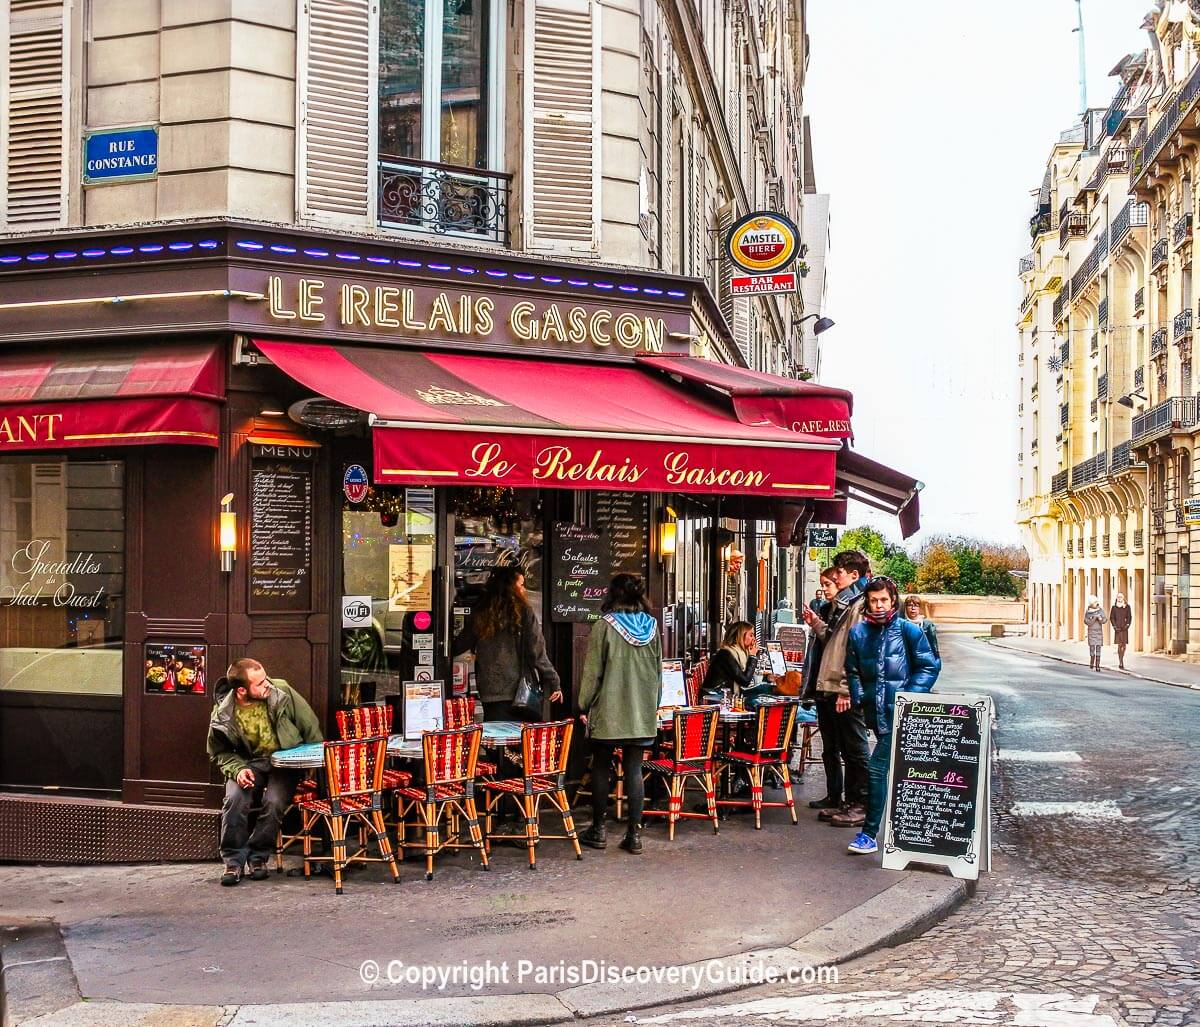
[
  {"xmin": 254, "ymin": 339, "xmax": 840, "ymax": 498},
  {"xmin": 0, "ymin": 343, "xmax": 223, "ymax": 451}
]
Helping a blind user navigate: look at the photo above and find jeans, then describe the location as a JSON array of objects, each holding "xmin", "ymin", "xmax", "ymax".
[
  {"xmin": 591, "ymin": 741, "xmax": 647, "ymax": 825},
  {"xmin": 864, "ymin": 726, "xmax": 893, "ymax": 838},
  {"xmin": 814, "ymin": 697, "xmax": 845, "ymax": 802},
  {"xmin": 220, "ymin": 761, "xmax": 298, "ymax": 866}
]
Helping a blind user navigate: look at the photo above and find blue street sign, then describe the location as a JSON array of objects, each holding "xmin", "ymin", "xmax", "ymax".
[{"xmin": 83, "ymin": 126, "xmax": 158, "ymax": 185}]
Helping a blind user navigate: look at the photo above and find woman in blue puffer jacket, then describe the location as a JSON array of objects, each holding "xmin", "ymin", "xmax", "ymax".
[{"xmin": 844, "ymin": 576, "xmax": 940, "ymax": 856}]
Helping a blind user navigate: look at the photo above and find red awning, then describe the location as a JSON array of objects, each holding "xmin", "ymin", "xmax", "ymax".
[
  {"xmin": 812, "ymin": 447, "xmax": 922, "ymax": 539},
  {"xmin": 0, "ymin": 343, "xmax": 223, "ymax": 450},
  {"xmin": 255, "ymin": 340, "xmax": 839, "ymax": 498},
  {"xmin": 635, "ymin": 354, "xmax": 854, "ymax": 438}
]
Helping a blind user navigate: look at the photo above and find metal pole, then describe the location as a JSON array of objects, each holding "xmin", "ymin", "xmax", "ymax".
[{"xmin": 1074, "ymin": 0, "xmax": 1087, "ymax": 117}]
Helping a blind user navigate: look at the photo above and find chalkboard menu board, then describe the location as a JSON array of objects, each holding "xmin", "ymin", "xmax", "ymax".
[
  {"xmin": 592, "ymin": 491, "xmax": 649, "ymax": 580},
  {"xmin": 881, "ymin": 692, "xmax": 993, "ymax": 881},
  {"xmin": 550, "ymin": 522, "xmax": 607, "ymax": 622},
  {"xmin": 250, "ymin": 460, "xmax": 313, "ymax": 611}
]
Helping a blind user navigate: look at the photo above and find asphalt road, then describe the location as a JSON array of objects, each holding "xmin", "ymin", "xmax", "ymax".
[{"xmin": 597, "ymin": 634, "xmax": 1200, "ymax": 1027}]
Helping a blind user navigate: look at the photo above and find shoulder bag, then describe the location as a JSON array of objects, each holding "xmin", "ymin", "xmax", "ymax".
[{"xmin": 509, "ymin": 611, "xmax": 545, "ymax": 721}]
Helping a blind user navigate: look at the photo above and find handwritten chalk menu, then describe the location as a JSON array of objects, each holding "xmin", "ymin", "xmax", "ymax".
[
  {"xmin": 880, "ymin": 692, "xmax": 993, "ymax": 881},
  {"xmin": 551, "ymin": 522, "xmax": 607, "ymax": 622},
  {"xmin": 250, "ymin": 460, "xmax": 313, "ymax": 610},
  {"xmin": 591, "ymin": 491, "xmax": 649, "ymax": 580}
]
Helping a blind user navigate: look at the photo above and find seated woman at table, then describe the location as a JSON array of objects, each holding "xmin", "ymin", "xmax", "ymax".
[
  {"xmin": 701, "ymin": 621, "xmax": 772, "ymax": 706},
  {"xmin": 578, "ymin": 573, "xmax": 662, "ymax": 855},
  {"xmin": 452, "ymin": 566, "xmax": 562, "ymax": 722}
]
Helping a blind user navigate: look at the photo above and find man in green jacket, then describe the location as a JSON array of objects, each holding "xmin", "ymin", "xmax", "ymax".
[{"xmin": 207, "ymin": 658, "xmax": 323, "ymax": 885}]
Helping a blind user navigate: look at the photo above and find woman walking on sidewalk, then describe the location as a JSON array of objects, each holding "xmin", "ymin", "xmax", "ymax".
[
  {"xmin": 1084, "ymin": 596, "xmax": 1107, "ymax": 672},
  {"xmin": 1109, "ymin": 593, "xmax": 1132, "ymax": 670}
]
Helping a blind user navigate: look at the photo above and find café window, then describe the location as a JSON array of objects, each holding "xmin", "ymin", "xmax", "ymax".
[
  {"xmin": 451, "ymin": 488, "xmax": 544, "ymax": 620},
  {"xmin": 377, "ymin": 0, "xmax": 509, "ymax": 242}
]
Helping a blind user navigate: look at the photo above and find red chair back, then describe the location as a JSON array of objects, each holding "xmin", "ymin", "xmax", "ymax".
[
  {"xmin": 671, "ymin": 706, "xmax": 719, "ymax": 763},
  {"xmin": 322, "ymin": 736, "xmax": 387, "ymax": 809},
  {"xmin": 686, "ymin": 659, "xmax": 709, "ymax": 705},
  {"xmin": 422, "ymin": 725, "xmax": 482, "ymax": 785},
  {"xmin": 754, "ymin": 698, "xmax": 800, "ymax": 755},
  {"xmin": 521, "ymin": 719, "xmax": 573, "ymax": 777},
  {"xmin": 443, "ymin": 697, "xmax": 477, "ymax": 729},
  {"xmin": 337, "ymin": 703, "xmax": 392, "ymax": 740}
]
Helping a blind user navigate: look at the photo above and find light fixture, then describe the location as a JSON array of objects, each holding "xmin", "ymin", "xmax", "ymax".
[
  {"xmin": 658, "ymin": 506, "xmax": 678, "ymax": 563},
  {"xmin": 793, "ymin": 312, "xmax": 835, "ymax": 336},
  {"xmin": 219, "ymin": 492, "xmax": 237, "ymax": 573},
  {"xmin": 1117, "ymin": 389, "xmax": 1147, "ymax": 408},
  {"xmin": 260, "ymin": 407, "xmax": 285, "ymax": 417}
]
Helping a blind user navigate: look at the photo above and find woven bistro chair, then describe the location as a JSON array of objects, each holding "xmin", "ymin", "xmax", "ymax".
[
  {"xmin": 298, "ymin": 736, "xmax": 401, "ymax": 894},
  {"xmin": 336, "ymin": 704, "xmax": 413, "ymax": 791},
  {"xmin": 716, "ymin": 697, "xmax": 801, "ymax": 829},
  {"xmin": 443, "ymin": 698, "xmax": 498, "ymax": 777},
  {"xmin": 481, "ymin": 719, "xmax": 582, "ymax": 869},
  {"xmin": 644, "ymin": 706, "xmax": 721, "ymax": 839},
  {"xmin": 395, "ymin": 725, "xmax": 490, "ymax": 881}
]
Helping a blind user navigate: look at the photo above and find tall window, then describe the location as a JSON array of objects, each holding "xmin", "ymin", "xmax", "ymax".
[{"xmin": 379, "ymin": 0, "xmax": 497, "ymax": 169}]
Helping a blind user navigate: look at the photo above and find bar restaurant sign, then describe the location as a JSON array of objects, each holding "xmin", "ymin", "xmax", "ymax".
[
  {"xmin": 83, "ymin": 126, "xmax": 159, "ymax": 185},
  {"xmin": 260, "ymin": 273, "xmax": 684, "ymax": 356},
  {"xmin": 725, "ymin": 210, "xmax": 800, "ymax": 296}
]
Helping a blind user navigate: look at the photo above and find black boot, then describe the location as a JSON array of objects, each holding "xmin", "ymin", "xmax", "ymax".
[
  {"xmin": 619, "ymin": 822, "xmax": 643, "ymax": 854},
  {"xmin": 580, "ymin": 823, "xmax": 607, "ymax": 849}
]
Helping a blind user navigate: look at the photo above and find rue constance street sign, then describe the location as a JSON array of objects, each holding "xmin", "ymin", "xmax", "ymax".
[{"xmin": 83, "ymin": 126, "xmax": 159, "ymax": 185}]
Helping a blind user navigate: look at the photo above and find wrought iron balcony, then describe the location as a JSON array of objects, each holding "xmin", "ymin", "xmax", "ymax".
[
  {"xmin": 1134, "ymin": 286, "xmax": 1145, "ymax": 313},
  {"xmin": 1070, "ymin": 229, "xmax": 1109, "ymax": 297},
  {"xmin": 1132, "ymin": 396, "xmax": 1198, "ymax": 445},
  {"xmin": 1059, "ymin": 211, "xmax": 1089, "ymax": 248},
  {"xmin": 1132, "ymin": 60, "xmax": 1200, "ymax": 184},
  {"xmin": 1089, "ymin": 537, "xmax": 1098, "ymax": 555},
  {"xmin": 1071, "ymin": 451, "xmax": 1107, "ymax": 487},
  {"xmin": 1030, "ymin": 210, "xmax": 1054, "ymax": 238},
  {"xmin": 1060, "ymin": 402, "xmax": 1070, "ymax": 427},
  {"xmin": 1060, "ymin": 339, "xmax": 1070, "ymax": 364},
  {"xmin": 1153, "ymin": 508, "xmax": 1165, "ymax": 532},
  {"xmin": 1152, "ymin": 328, "xmax": 1169, "ymax": 357},
  {"xmin": 1110, "ymin": 440, "xmax": 1138, "ymax": 474},
  {"xmin": 1134, "ymin": 528, "xmax": 1144, "ymax": 549},
  {"xmin": 1103, "ymin": 534, "xmax": 1111, "ymax": 554},
  {"xmin": 1098, "ymin": 296, "xmax": 1109, "ymax": 327},
  {"xmin": 1019, "ymin": 254, "xmax": 1036, "ymax": 275},
  {"xmin": 1051, "ymin": 469, "xmax": 1069, "ymax": 496},
  {"xmin": 1089, "ymin": 397, "xmax": 1098, "ymax": 418},
  {"xmin": 1175, "ymin": 308, "xmax": 1194, "ymax": 340},
  {"xmin": 377, "ymin": 156, "xmax": 511, "ymax": 245},
  {"xmin": 1090, "ymin": 331, "xmax": 1099, "ymax": 356},
  {"xmin": 1066, "ymin": 538, "xmax": 1073, "ymax": 556},
  {"xmin": 1113, "ymin": 200, "xmax": 1150, "ymax": 250},
  {"xmin": 1052, "ymin": 291, "xmax": 1067, "ymax": 323},
  {"xmin": 1134, "ymin": 365, "xmax": 1145, "ymax": 389},
  {"xmin": 1175, "ymin": 211, "xmax": 1194, "ymax": 248},
  {"xmin": 1152, "ymin": 237, "xmax": 1169, "ymax": 270},
  {"xmin": 1098, "ymin": 373, "xmax": 1109, "ymax": 401},
  {"xmin": 1117, "ymin": 531, "xmax": 1127, "ymax": 553}
]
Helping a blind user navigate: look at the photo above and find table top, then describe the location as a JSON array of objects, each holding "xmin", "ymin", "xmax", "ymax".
[{"xmin": 271, "ymin": 721, "xmax": 527, "ymax": 769}]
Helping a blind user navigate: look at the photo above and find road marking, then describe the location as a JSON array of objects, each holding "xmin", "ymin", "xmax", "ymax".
[
  {"xmin": 1009, "ymin": 800, "xmax": 1126, "ymax": 819},
  {"xmin": 637, "ymin": 989, "xmax": 1119, "ymax": 1024},
  {"xmin": 996, "ymin": 750, "xmax": 1082, "ymax": 763}
]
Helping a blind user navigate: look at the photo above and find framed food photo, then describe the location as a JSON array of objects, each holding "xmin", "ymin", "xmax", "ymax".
[{"xmin": 145, "ymin": 644, "xmax": 209, "ymax": 695}]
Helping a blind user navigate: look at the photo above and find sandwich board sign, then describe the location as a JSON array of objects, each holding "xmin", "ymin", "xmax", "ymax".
[{"xmin": 879, "ymin": 691, "xmax": 993, "ymax": 881}]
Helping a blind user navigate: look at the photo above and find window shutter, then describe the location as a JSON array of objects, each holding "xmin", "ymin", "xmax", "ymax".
[
  {"xmin": 2, "ymin": 0, "xmax": 68, "ymax": 228},
  {"xmin": 524, "ymin": 0, "xmax": 600, "ymax": 253},
  {"xmin": 661, "ymin": 79, "xmax": 675, "ymax": 273},
  {"xmin": 297, "ymin": 0, "xmax": 375, "ymax": 225}
]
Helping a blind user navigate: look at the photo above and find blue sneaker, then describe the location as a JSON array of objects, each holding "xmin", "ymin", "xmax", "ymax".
[{"xmin": 847, "ymin": 832, "xmax": 878, "ymax": 854}]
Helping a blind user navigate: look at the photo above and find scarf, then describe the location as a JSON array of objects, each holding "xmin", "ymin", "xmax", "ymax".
[
  {"xmin": 865, "ymin": 607, "xmax": 898, "ymax": 626},
  {"xmin": 723, "ymin": 643, "xmax": 750, "ymax": 671}
]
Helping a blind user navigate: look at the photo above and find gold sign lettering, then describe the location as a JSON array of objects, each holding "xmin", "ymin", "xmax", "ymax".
[
  {"xmin": 533, "ymin": 445, "xmax": 647, "ymax": 484},
  {"xmin": 299, "ymin": 279, "xmax": 325, "ymax": 322},
  {"xmin": 791, "ymin": 418, "xmax": 852, "ymax": 435},
  {"xmin": 663, "ymin": 451, "xmax": 768, "ymax": 488},
  {"xmin": 465, "ymin": 441, "xmax": 516, "ymax": 479},
  {"xmin": 0, "ymin": 413, "xmax": 63, "ymax": 445},
  {"xmin": 267, "ymin": 275, "xmax": 296, "ymax": 319}
]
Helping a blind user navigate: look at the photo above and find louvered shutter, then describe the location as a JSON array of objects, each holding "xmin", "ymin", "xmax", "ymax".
[
  {"xmin": 690, "ymin": 134, "xmax": 704, "ymax": 277},
  {"xmin": 297, "ymin": 0, "xmax": 375, "ymax": 225},
  {"xmin": 661, "ymin": 78, "xmax": 675, "ymax": 273},
  {"xmin": 524, "ymin": 0, "xmax": 600, "ymax": 253},
  {"xmin": 2, "ymin": 0, "xmax": 68, "ymax": 227}
]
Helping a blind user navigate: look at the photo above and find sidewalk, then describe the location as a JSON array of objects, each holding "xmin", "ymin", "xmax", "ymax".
[
  {"xmin": 989, "ymin": 635, "xmax": 1200, "ymax": 690},
  {"xmin": 0, "ymin": 772, "xmax": 968, "ymax": 1026}
]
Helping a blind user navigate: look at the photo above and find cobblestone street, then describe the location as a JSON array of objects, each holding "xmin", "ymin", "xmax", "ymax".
[{"xmin": 596, "ymin": 636, "xmax": 1200, "ymax": 1027}]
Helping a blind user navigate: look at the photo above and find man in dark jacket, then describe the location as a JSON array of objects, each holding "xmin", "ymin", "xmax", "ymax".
[
  {"xmin": 207, "ymin": 658, "xmax": 323, "ymax": 885},
  {"xmin": 845, "ymin": 576, "xmax": 940, "ymax": 855}
]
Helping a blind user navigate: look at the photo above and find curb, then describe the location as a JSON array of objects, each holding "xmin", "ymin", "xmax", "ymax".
[
  {"xmin": 986, "ymin": 637, "xmax": 1200, "ymax": 692},
  {"xmin": 1, "ymin": 874, "xmax": 968, "ymax": 1026}
]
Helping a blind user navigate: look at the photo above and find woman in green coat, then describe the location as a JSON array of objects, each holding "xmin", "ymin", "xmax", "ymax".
[{"xmin": 577, "ymin": 573, "xmax": 662, "ymax": 855}]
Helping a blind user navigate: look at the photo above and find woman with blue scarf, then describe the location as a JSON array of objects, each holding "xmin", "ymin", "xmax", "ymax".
[{"xmin": 844, "ymin": 576, "xmax": 940, "ymax": 856}]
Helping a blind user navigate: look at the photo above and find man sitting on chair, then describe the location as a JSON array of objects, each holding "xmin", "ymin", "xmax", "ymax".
[{"xmin": 207, "ymin": 658, "xmax": 323, "ymax": 886}]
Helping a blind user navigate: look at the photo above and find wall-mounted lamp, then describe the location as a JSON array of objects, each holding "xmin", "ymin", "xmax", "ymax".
[
  {"xmin": 658, "ymin": 506, "xmax": 678, "ymax": 565},
  {"xmin": 1117, "ymin": 389, "xmax": 1147, "ymax": 409},
  {"xmin": 219, "ymin": 492, "xmax": 237, "ymax": 573},
  {"xmin": 793, "ymin": 312, "xmax": 836, "ymax": 336}
]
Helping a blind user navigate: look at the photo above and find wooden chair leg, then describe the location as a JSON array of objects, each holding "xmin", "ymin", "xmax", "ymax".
[
  {"xmin": 553, "ymin": 790, "xmax": 583, "ymax": 859},
  {"xmin": 668, "ymin": 776, "xmax": 682, "ymax": 841},
  {"xmin": 301, "ymin": 809, "xmax": 314, "ymax": 879},
  {"xmin": 750, "ymin": 768, "xmax": 764, "ymax": 830},
  {"xmin": 463, "ymin": 796, "xmax": 489, "ymax": 870},
  {"xmin": 522, "ymin": 794, "xmax": 537, "ymax": 869},
  {"xmin": 329, "ymin": 816, "xmax": 347, "ymax": 894},
  {"xmin": 372, "ymin": 810, "xmax": 401, "ymax": 883},
  {"xmin": 395, "ymin": 800, "xmax": 407, "ymax": 861},
  {"xmin": 779, "ymin": 763, "xmax": 797, "ymax": 824},
  {"xmin": 703, "ymin": 772, "xmax": 718, "ymax": 833},
  {"xmin": 424, "ymin": 802, "xmax": 437, "ymax": 881}
]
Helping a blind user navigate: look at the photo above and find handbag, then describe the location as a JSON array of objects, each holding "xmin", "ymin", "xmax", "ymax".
[{"xmin": 509, "ymin": 616, "xmax": 545, "ymax": 721}]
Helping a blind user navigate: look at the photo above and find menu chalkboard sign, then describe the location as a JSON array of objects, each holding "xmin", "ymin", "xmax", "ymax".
[
  {"xmin": 880, "ymin": 691, "xmax": 993, "ymax": 881},
  {"xmin": 250, "ymin": 460, "xmax": 313, "ymax": 611},
  {"xmin": 550, "ymin": 522, "xmax": 607, "ymax": 622},
  {"xmin": 592, "ymin": 491, "xmax": 649, "ymax": 580}
]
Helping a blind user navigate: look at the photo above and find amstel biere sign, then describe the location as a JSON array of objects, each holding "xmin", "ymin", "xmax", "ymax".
[{"xmin": 725, "ymin": 211, "xmax": 800, "ymax": 275}]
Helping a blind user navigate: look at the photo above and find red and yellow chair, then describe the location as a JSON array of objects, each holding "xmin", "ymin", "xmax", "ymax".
[
  {"xmin": 716, "ymin": 698, "xmax": 801, "ymax": 829},
  {"xmin": 644, "ymin": 706, "xmax": 721, "ymax": 839}
]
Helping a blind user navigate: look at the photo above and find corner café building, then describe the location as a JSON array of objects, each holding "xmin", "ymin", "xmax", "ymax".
[{"xmin": 0, "ymin": 222, "xmax": 920, "ymax": 862}]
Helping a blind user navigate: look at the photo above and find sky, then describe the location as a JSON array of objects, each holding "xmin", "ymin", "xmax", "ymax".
[{"xmin": 805, "ymin": 0, "xmax": 1148, "ymax": 548}]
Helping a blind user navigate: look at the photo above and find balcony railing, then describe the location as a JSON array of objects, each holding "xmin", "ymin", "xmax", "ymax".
[
  {"xmin": 1110, "ymin": 440, "xmax": 1137, "ymax": 473},
  {"xmin": 1071, "ymin": 451, "xmax": 1107, "ymax": 487},
  {"xmin": 1132, "ymin": 396, "xmax": 1198, "ymax": 445},
  {"xmin": 1053, "ymin": 291, "xmax": 1067, "ymax": 323},
  {"xmin": 1098, "ymin": 373, "xmax": 1109, "ymax": 401},
  {"xmin": 377, "ymin": 156, "xmax": 512, "ymax": 245},
  {"xmin": 1059, "ymin": 211, "xmax": 1089, "ymax": 248},
  {"xmin": 1019, "ymin": 254, "xmax": 1036, "ymax": 275},
  {"xmin": 1070, "ymin": 228, "xmax": 1109, "ymax": 297},
  {"xmin": 1152, "ymin": 328, "xmax": 1169, "ymax": 357},
  {"xmin": 1060, "ymin": 402, "xmax": 1070, "ymax": 427},
  {"xmin": 1112, "ymin": 200, "xmax": 1150, "ymax": 251},
  {"xmin": 1066, "ymin": 539, "xmax": 1074, "ymax": 556},
  {"xmin": 1060, "ymin": 339, "xmax": 1070, "ymax": 365},
  {"xmin": 1134, "ymin": 528, "xmax": 1144, "ymax": 549},
  {"xmin": 1089, "ymin": 397, "xmax": 1098, "ymax": 418},
  {"xmin": 1134, "ymin": 286, "xmax": 1145, "ymax": 313},
  {"xmin": 1118, "ymin": 531, "xmax": 1127, "ymax": 552},
  {"xmin": 1098, "ymin": 296, "xmax": 1109, "ymax": 327},
  {"xmin": 1089, "ymin": 538, "xmax": 1098, "ymax": 555},
  {"xmin": 1152, "ymin": 237, "xmax": 1170, "ymax": 270},
  {"xmin": 1132, "ymin": 60, "xmax": 1200, "ymax": 184},
  {"xmin": 1134, "ymin": 365, "xmax": 1145, "ymax": 389},
  {"xmin": 1051, "ymin": 469, "xmax": 1069, "ymax": 496},
  {"xmin": 1175, "ymin": 211, "xmax": 1194, "ymax": 248},
  {"xmin": 1103, "ymin": 534, "xmax": 1111, "ymax": 554},
  {"xmin": 1175, "ymin": 308, "xmax": 1194, "ymax": 340},
  {"xmin": 1090, "ymin": 331, "xmax": 1099, "ymax": 356}
]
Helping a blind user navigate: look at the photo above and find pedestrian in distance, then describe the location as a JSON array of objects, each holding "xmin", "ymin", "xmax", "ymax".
[
  {"xmin": 844, "ymin": 576, "xmax": 940, "ymax": 856},
  {"xmin": 207, "ymin": 658, "xmax": 323, "ymax": 886},
  {"xmin": 577, "ymin": 573, "xmax": 663, "ymax": 855},
  {"xmin": 1109, "ymin": 593, "xmax": 1132, "ymax": 671},
  {"xmin": 1084, "ymin": 595, "xmax": 1107, "ymax": 672},
  {"xmin": 800, "ymin": 549, "xmax": 873, "ymax": 828},
  {"xmin": 902, "ymin": 594, "xmax": 939, "ymax": 661}
]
